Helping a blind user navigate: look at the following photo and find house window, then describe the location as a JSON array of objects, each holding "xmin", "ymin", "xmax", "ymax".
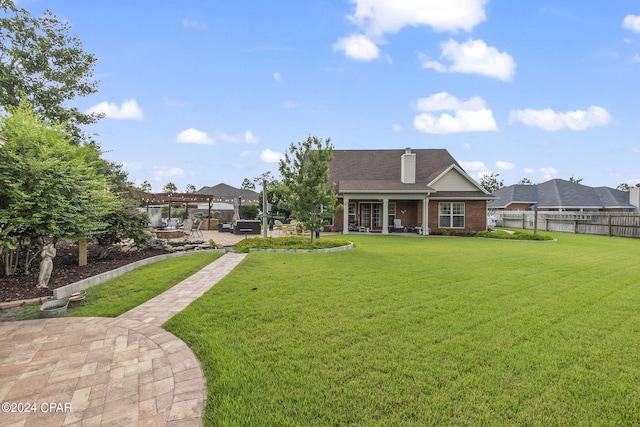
[
  {"xmin": 388, "ymin": 202, "xmax": 396, "ymax": 225},
  {"xmin": 439, "ymin": 202, "xmax": 465, "ymax": 228},
  {"xmin": 348, "ymin": 203, "xmax": 356, "ymax": 226}
]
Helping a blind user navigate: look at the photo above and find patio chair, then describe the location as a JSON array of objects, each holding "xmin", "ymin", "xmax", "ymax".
[
  {"xmin": 191, "ymin": 219, "xmax": 204, "ymax": 237},
  {"xmin": 393, "ymin": 218, "xmax": 403, "ymax": 231},
  {"xmin": 182, "ymin": 219, "xmax": 194, "ymax": 237}
]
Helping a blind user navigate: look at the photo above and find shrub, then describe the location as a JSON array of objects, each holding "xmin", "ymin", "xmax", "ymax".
[
  {"xmin": 233, "ymin": 236, "xmax": 350, "ymax": 253},
  {"xmin": 476, "ymin": 229, "xmax": 553, "ymax": 241}
]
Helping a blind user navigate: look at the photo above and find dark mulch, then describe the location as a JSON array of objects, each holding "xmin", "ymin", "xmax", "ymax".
[{"xmin": 0, "ymin": 241, "xmax": 166, "ymax": 303}]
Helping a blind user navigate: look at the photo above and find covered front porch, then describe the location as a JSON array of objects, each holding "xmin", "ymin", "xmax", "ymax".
[{"xmin": 340, "ymin": 193, "xmax": 431, "ymax": 235}]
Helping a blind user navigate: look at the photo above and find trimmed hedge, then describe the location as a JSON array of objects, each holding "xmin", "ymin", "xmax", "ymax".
[
  {"xmin": 234, "ymin": 236, "xmax": 351, "ymax": 253},
  {"xmin": 476, "ymin": 229, "xmax": 554, "ymax": 241}
]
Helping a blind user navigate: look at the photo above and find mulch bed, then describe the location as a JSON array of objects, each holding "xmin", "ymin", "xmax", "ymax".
[{"xmin": 0, "ymin": 241, "xmax": 166, "ymax": 303}]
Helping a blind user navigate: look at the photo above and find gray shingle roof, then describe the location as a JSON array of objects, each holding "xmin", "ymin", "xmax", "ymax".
[
  {"xmin": 196, "ymin": 183, "xmax": 259, "ymax": 203},
  {"xmin": 330, "ymin": 148, "xmax": 489, "ymax": 196},
  {"xmin": 489, "ymin": 179, "xmax": 635, "ymax": 210}
]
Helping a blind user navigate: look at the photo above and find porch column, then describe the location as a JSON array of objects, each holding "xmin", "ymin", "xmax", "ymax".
[
  {"xmin": 382, "ymin": 198, "xmax": 389, "ymax": 234},
  {"xmin": 422, "ymin": 197, "xmax": 429, "ymax": 235},
  {"xmin": 343, "ymin": 196, "xmax": 349, "ymax": 234}
]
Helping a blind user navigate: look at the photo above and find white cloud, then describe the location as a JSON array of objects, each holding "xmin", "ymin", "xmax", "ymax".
[
  {"xmin": 632, "ymin": 54, "xmax": 640, "ymax": 63},
  {"xmin": 175, "ymin": 128, "xmax": 214, "ymax": 145},
  {"xmin": 347, "ymin": 0, "xmax": 488, "ymax": 37},
  {"xmin": 508, "ymin": 106, "xmax": 613, "ymax": 131},
  {"xmin": 523, "ymin": 168, "xmax": 535, "ymax": 174},
  {"xmin": 539, "ymin": 167, "xmax": 558, "ymax": 180},
  {"xmin": 392, "ymin": 124, "xmax": 402, "ymax": 132},
  {"xmin": 415, "ymin": 91, "xmax": 486, "ymax": 112},
  {"xmin": 87, "ymin": 99, "xmax": 143, "ymax": 120},
  {"xmin": 244, "ymin": 131, "xmax": 259, "ymax": 144},
  {"xmin": 336, "ymin": 0, "xmax": 488, "ymax": 61},
  {"xmin": 273, "ymin": 72, "xmax": 282, "ymax": 82},
  {"xmin": 413, "ymin": 92, "xmax": 497, "ymax": 134},
  {"xmin": 623, "ymin": 15, "xmax": 640, "ymax": 32},
  {"xmin": 495, "ymin": 161, "xmax": 514, "ymax": 170},
  {"xmin": 459, "ymin": 160, "xmax": 486, "ymax": 172},
  {"xmin": 333, "ymin": 34, "xmax": 380, "ymax": 61},
  {"xmin": 214, "ymin": 130, "xmax": 260, "ymax": 144},
  {"xmin": 260, "ymin": 149, "xmax": 284, "ymax": 163},
  {"xmin": 240, "ymin": 150, "xmax": 255, "ymax": 158},
  {"xmin": 153, "ymin": 166, "xmax": 185, "ymax": 182},
  {"xmin": 422, "ymin": 39, "xmax": 516, "ymax": 82}
]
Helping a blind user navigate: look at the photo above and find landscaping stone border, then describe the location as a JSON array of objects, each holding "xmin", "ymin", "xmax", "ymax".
[
  {"xmin": 248, "ymin": 242, "xmax": 354, "ymax": 253},
  {"xmin": 53, "ymin": 249, "xmax": 226, "ymax": 299}
]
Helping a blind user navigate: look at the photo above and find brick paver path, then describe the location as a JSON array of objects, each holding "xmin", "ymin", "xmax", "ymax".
[{"xmin": 0, "ymin": 252, "xmax": 246, "ymax": 426}]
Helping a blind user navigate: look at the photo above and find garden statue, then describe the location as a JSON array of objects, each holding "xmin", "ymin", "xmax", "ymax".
[{"xmin": 37, "ymin": 243, "xmax": 56, "ymax": 288}]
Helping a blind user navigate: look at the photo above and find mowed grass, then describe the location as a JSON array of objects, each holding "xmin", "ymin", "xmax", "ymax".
[
  {"xmin": 165, "ymin": 234, "xmax": 640, "ymax": 426},
  {"xmin": 67, "ymin": 252, "xmax": 222, "ymax": 317}
]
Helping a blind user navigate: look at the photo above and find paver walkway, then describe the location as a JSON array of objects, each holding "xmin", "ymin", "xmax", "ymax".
[{"xmin": 0, "ymin": 252, "xmax": 246, "ymax": 427}]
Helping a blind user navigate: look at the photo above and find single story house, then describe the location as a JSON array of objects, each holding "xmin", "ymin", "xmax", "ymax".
[
  {"xmin": 196, "ymin": 183, "xmax": 259, "ymax": 205},
  {"xmin": 489, "ymin": 179, "xmax": 637, "ymax": 212},
  {"xmin": 329, "ymin": 148, "xmax": 494, "ymax": 235}
]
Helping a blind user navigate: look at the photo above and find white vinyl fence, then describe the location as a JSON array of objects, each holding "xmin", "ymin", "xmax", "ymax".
[{"xmin": 494, "ymin": 211, "xmax": 640, "ymax": 238}]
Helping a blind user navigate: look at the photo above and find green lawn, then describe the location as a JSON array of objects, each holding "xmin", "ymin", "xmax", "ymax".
[
  {"xmin": 67, "ymin": 252, "xmax": 222, "ymax": 317},
  {"xmin": 165, "ymin": 233, "xmax": 640, "ymax": 426}
]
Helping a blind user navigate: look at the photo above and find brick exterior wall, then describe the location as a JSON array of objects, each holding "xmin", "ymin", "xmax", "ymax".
[
  {"xmin": 428, "ymin": 200, "xmax": 487, "ymax": 235},
  {"xmin": 331, "ymin": 198, "xmax": 487, "ymax": 234}
]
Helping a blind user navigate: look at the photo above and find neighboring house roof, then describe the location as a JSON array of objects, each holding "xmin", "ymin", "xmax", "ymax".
[
  {"xmin": 329, "ymin": 148, "xmax": 491, "ymax": 199},
  {"xmin": 489, "ymin": 179, "xmax": 635, "ymax": 210},
  {"xmin": 196, "ymin": 182, "xmax": 259, "ymax": 204}
]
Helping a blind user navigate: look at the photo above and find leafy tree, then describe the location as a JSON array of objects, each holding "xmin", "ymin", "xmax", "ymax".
[
  {"xmin": 0, "ymin": 0, "xmax": 101, "ymax": 142},
  {"xmin": 162, "ymin": 182, "xmax": 177, "ymax": 193},
  {"xmin": 278, "ymin": 135, "xmax": 340, "ymax": 242},
  {"xmin": 568, "ymin": 175, "xmax": 583, "ymax": 184},
  {"xmin": 518, "ymin": 178, "xmax": 534, "ymax": 185},
  {"xmin": 617, "ymin": 183, "xmax": 640, "ymax": 192},
  {"xmin": 480, "ymin": 173, "xmax": 504, "ymax": 193},
  {"xmin": 258, "ymin": 179, "xmax": 290, "ymax": 219},
  {"xmin": 0, "ymin": 100, "xmax": 118, "ymax": 276},
  {"xmin": 184, "ymin": 183, "xmax": 196, "ymax": 193},
  {"xmin": 241, "ymin": 178, "xmax": 256, "ymax": 191},
  {"xmin": 94, "ymin": 202, "xmax": 150, "ymax": 258},
  {"xmin": 240, "ymin": 204, "xmax": 259, "ymax": 220},
  {"xmin": 139, "ymin": 180, "xmax": 152, "ymax": 192}
]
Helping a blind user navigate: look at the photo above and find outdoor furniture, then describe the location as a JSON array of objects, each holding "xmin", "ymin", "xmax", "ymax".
[
  {"xmin": 218, "ymin": 223, "xmax": 232, "ymax": 232},
  {"xmin": 182, "ymin": 219, "xmax": 194, "ymax": 237},
  {"xmin": 393, "ymin": 218, "xmax": 403, "ymax": 231},
  {"xmin": 192, "ymin": 219, "xmax": 203, "ymax": 237},
  {"xmin": 234, "ymin": 220, "xmax": 261, "ymax": 235}
]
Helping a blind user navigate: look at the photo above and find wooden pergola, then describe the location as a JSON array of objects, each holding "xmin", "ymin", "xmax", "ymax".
[{"xmin": 118, "ymin": 189, "xmax": 215, "ymax": 219}]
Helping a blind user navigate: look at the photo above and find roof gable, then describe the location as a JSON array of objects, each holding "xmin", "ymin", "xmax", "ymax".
[{"xmin": 428, "ymin": 164, "xmax": 489, "ymax": 194}]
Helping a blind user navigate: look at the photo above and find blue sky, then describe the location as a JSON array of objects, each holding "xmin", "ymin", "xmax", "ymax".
[{"xmin": 17, "ymin": 0, "xmax": 640, "ymax": 192}]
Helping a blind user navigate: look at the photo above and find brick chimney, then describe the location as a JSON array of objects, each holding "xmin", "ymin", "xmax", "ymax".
[{"xmin": 401, "ymin": 147, "xmax": 416, "ymax": 184}]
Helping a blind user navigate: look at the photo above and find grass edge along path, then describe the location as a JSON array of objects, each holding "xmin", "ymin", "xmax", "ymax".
[
  {"xmin": 67, "ymin": 251, "xmax": 222, "ymax": 317},
  {"xmin": 166, "ymin": 233, "xmax": 640, "ymax": 426}
]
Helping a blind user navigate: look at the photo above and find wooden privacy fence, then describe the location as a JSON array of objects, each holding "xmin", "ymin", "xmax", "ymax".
[{"xmin": 494, "ymin": 211, "xmax": 640, "ymax": 238}]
